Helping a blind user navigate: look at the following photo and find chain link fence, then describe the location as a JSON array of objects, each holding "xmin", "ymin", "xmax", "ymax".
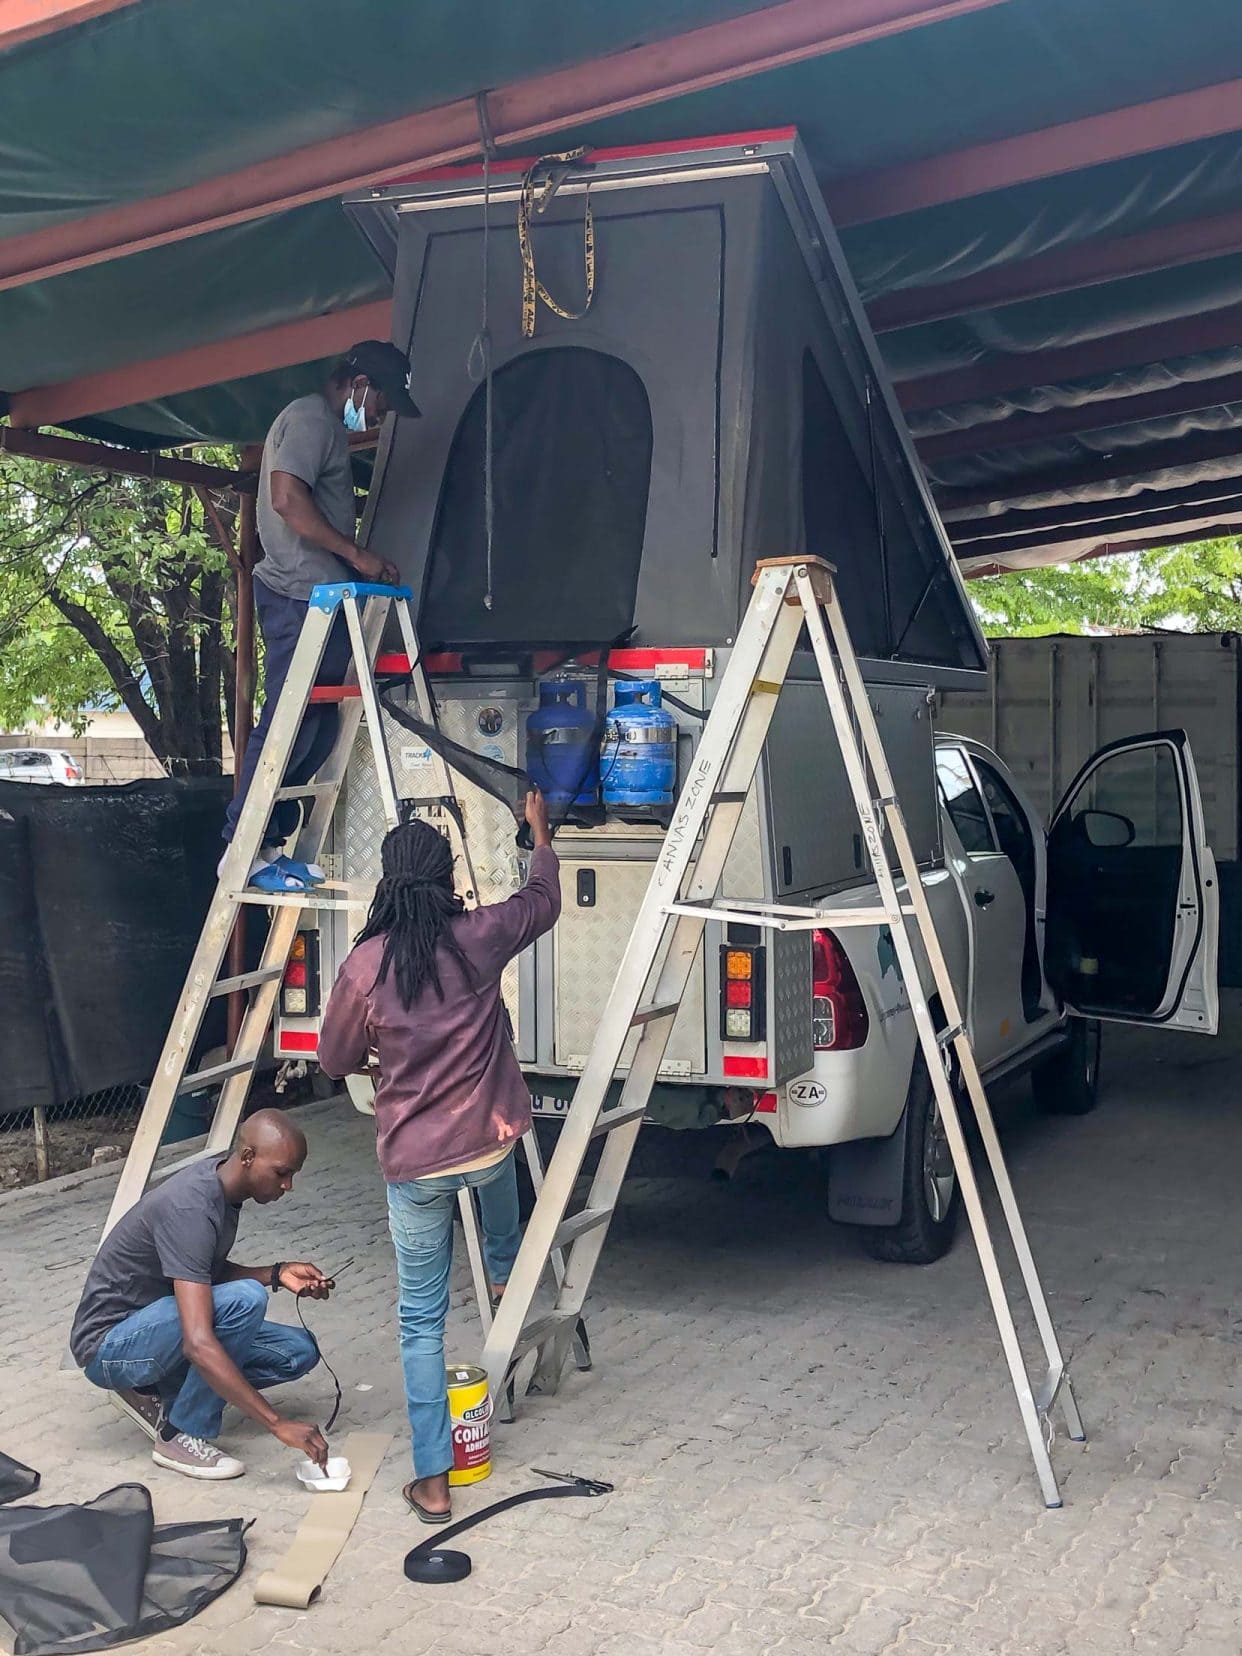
[
  {"xmin": 0, "ymin": 1084, "xmax": 146, "ymax": 1191},
  {"xmin": 0, "ymin": 1070, "xmax": 328, "ymax": 1193}
]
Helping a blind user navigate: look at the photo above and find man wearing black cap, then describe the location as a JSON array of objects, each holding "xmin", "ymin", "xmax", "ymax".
[{"xmin": 221, "ymin": 341, "xmax": 421, "ymax": 890}]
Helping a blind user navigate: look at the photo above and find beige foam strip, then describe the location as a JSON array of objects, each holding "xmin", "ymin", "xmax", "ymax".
[{"xmin": 253, "ymin": 1432, "xmax": 392, "ymax": 1609}]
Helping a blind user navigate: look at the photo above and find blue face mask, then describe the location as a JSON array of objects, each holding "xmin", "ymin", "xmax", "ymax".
[{"xmin": 343, "ymin": 391, "xmax": 368, "ymax": 434}]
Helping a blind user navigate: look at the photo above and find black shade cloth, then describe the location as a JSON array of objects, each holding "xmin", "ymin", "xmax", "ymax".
[
  {"xmin": 0, "ymin": 1456, "xmax": 38, "ymax": 1507},
  {"xmin": 0, "ymin": 1479, "xmax": 246, "ymax": 1656},
  {"xmin": 0, "ymin": 778, "xmax": 232, "ymax": 1117}
]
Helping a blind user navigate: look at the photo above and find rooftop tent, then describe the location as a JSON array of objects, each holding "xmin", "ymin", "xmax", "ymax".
[{"xmin": 346, "ymin": 133, "xmax": 988, "ymax": 680}]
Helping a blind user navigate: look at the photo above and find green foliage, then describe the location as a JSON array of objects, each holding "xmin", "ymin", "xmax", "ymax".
[
  {"xmin": 971, "ymin": 539, "xmax": 1242, "ymax": 637},
  {"xmin": 0, "ymin": 448, "xmax": 242, "ymax": 773}
]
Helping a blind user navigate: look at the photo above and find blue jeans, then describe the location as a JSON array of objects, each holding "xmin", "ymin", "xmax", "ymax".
[
  {"xmin": 222, "ymin": 580, "xmax": 352, "ymax": 846},
  {"xmin": 387, "ymin": 1153, "xmax": 522, "ymax": 1480},
  {"xmin": 82, "ymin": 1278, "xmax": 319, "ymax": 1441}
]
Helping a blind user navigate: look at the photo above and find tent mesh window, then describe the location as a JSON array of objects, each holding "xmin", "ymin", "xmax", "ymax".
[{"xmin": 423, "ymin": 347, "xmax": 653, "ymax": 649}]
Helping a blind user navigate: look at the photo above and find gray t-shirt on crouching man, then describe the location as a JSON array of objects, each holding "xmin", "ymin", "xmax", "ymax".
[
  {"xmin": 70, "ymin": 1156, "xmax": 242, "ymax": 1367},
  {"xmin": 255, "ymin": 393, "xmax": 357, "ymax": 601}
]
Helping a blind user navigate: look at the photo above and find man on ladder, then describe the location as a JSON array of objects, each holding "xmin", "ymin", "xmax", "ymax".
[{"xmin": 219, "ymin": 340, "xmax": 418, "ymax": 894}]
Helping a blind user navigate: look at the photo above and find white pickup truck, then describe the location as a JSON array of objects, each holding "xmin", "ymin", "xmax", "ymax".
[{"xmin": 527, "ymin": 726, "xmax": 1219, "ymax": 1265}]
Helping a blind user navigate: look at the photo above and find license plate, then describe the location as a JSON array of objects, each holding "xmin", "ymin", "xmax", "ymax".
[{"xmin": 530, "ymin": 1095, "xmax": 572, "ymax": 1116}]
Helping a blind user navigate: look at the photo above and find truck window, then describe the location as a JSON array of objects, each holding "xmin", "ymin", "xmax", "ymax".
[
  {"xmin": 423, "ymin": 347, "xmax": 653, "ymax": 647},
  {"xmin": 935, "ymin": 747, "xmax": 995, "ymax": 855}
]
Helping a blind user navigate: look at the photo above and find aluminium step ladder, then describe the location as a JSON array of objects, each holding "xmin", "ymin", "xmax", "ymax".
[
  {"xmin": 481, "ymin": 555, "xmax": 1085, "ymax": 1509},
  {"xmin": 102, "ymin": 581, "xmax": 586, "ymax": 1373}
]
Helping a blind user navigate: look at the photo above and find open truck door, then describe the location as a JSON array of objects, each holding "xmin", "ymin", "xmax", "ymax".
[{"xmin": 1045, "ymin": 731, "xmax": 1218, "ymax": 1034}]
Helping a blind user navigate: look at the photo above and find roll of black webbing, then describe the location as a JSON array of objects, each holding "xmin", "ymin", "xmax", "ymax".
[{"xmin": 403, "ymin": 1470, "xmax": 612, "ymax": 1585}]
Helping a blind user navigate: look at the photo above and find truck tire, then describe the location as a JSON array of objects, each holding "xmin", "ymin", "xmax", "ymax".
[
  {"xmin": 863, "ymin": 1056, "xmax": 962, "ymax": 1265},
  {"xmin": 1032, "ymin": 1020, "xmax": 1102, "ymax": 1116}
]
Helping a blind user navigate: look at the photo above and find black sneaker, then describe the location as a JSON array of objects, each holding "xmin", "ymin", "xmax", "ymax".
[{"xmin": 109, "ymin": 1388, "xmax": 163, "ymax": 1441}]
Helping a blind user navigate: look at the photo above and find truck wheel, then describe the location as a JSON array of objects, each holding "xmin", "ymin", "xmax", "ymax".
[
  {"xmin": 1032, "ymin": 1020, "xmax": 1102, "ymax": 1116},
  {"xmin": 863, "ymin": 1057, "xmax": 961, "ymax": 1265}
]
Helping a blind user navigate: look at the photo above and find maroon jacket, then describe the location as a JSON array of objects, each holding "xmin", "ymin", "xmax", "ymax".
[{"xmin": 318, "ymin": 847, "xmax": 561, "ymax": 1182}]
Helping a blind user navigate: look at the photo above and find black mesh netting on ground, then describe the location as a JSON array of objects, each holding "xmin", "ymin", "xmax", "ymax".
[{"xmin": 0, "ymin": 1456, "xmax": 246, "ymax": 1656}]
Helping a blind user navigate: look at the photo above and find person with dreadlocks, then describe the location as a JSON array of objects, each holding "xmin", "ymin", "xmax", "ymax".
[{"xmin": 318, "ymin": 790, "xmax": 559, "ymax": 1523}]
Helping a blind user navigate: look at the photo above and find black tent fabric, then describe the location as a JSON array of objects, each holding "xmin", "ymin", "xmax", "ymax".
[
  {"xmin": 0, "ymin": 1457, "xmax": 38, "ymax": 1507},
  {"xmin": 0, "ymin": 1477, "xmax": 247, "ymax": 1656}
]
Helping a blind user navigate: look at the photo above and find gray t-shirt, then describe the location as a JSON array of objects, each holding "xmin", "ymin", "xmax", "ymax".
[
  {"xmin": 255, "ymin": 393, "xmax": 357, "ymax": 600},
  {"xmin": 70, "ymin": 1156, "xmax": 242, "ymax": 1366}
]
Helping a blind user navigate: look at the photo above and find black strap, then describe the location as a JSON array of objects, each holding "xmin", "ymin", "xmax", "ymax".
[
  {"xmin": 404, "ymin": 1470, "xmax": 612, "ymax": 1584},
  {"xmin": 294, "ymin": 1292, "xmax": 343, "ymax": 1435}
]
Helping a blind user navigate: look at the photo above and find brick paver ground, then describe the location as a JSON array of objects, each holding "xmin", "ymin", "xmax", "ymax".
[{"xmin": 2, "ymin": 1004, "xmax": 1239, "ymax": 1656}]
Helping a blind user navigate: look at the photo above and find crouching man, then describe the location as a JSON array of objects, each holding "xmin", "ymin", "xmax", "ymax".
[{"xmin": 71, "ymin": 1108, "xmax": 332, "ymax": 1481}]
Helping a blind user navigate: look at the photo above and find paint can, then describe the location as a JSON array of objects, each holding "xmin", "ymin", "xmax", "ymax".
[{"xmin": 446, "ymin": 1365, "xmax": 492, "ymax": 1486}]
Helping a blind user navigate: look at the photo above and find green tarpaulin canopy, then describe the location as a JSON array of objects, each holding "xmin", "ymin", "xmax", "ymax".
[{"xmin": 4, "ymin": 0, "xmax": 1242, "ymax": 569}]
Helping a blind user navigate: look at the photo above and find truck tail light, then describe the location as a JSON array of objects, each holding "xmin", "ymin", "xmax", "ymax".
[
  {"xmin": 65, "ymin": 764, "xmax": 82, "ymax": 781},
  {"xmin": 281, "ymin": 932, "xmax": 320, "ymax": 1018},
  {"xmin": 811, "ymin": 929, "xmax": 868, "ymax": 1051},
  {"xmin": 720, "ymin": 944, "xmax": 766, "ymax": 1042}
]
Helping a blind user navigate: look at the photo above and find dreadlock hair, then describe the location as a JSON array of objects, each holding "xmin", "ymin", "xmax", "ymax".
[{"xmin": 355, "ymin": 818, "xmax": 474, "ymax": 1010}]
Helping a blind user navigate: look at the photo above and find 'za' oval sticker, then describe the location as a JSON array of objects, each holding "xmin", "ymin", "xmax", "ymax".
[{"xmin": 788, "ymin": 1080, "xmax": 827, "ymax": 1107}]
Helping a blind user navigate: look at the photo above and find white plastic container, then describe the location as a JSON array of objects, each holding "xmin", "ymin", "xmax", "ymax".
[{"xmin": 295, "ymin": 1456, "xmax": 352, "ymax": 1493}]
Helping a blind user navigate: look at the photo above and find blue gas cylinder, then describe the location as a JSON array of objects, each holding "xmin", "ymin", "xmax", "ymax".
[
  {"xmin": 602, "ymin": 681, "xmax": 678, "ymax": 807},
  {"xmin": 525, "ymin": 679, "xmax": 600, "ymax": 806}
]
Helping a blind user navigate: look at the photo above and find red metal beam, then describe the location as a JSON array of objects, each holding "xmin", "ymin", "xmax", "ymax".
[
  {"xmin": 870, "ymin": 205, "xmax": 1242, "ymax": 333},
  {"xmin": 0, "ymin": 424, "xmax": 256, "ymax": 490},
  {"xmin": 896, "ymin": 302, "xmax": 1242, "ymax": 415},
  {"xmin": 947, "ymin": 476, "xmax": 1242, "ymax": 538},
  {"xmin": 962, "ymin": 519, "xmax": 1242, "ymax": 575},
  {"xmin": 829, "ymin": 75, "xmax": 1242, "ymax": 227},
  {"xmin": 0, "ymin": 0, "xmax": 1007, "ymax": 294},
  {"xmin": 7, "ymin": 299, "xmax": 391, "ymax": 428},
  {"xmin": 0, "ymin": 0, "xmax": 140, "ymax": 52},
  {"xmin": 917, "ymin": 367, "xmax": 1242, "ymax": 464},
  {"xmin": 933, "ymin": 424, "xmax": 1242, "ymax": 513}
]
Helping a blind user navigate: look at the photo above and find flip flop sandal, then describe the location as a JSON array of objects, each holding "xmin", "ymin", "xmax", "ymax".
[
  {"xmin": 403, "ymin": 1481, "xmax": 452, "ymax": 1525},
  {"xmin": 248, "ymin": 862, "xmax": 312, "ymax": 894}
]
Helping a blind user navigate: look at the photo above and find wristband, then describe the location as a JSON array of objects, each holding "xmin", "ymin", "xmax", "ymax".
[{"xmin": 271, "ymin": 1262, "xmax": 285, "ymax": 1293}]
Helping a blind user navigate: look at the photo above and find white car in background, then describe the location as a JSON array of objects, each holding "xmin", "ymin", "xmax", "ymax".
[
  {"xmin": 532, "ymin": 729, "xmax": 1220, "ymax": 1263},
  {"xmin": 0, "ymin": 748, "xmax": 84, "ymax": 784}
]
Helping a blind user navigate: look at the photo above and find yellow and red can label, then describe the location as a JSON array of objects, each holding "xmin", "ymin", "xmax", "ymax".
[{"xmin": 446, "ymin": 1364, "xmax": 492, "ymax": 1486}]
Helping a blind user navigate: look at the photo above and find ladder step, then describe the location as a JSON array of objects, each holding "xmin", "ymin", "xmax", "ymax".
[
  {"xmin": 630, "ymin": 1001, "xmax": 679, "ymax": 1027},
  {"xmin": 552, "ymin": 1207, "xmax": 613, "ymax": 1249},
  {"xmin": 1035, "ymin": 1363, "xmax": 1066, "ymax": 1416},
  {"xmin": 511, "ymin": 1310, "xmax": 580, "ymax": 1363},
  {"xmin": 274, "ymin": 782, "xmax": 339, "ymax": 802},
  {"xmin": 590, "ymin": 1104, "xmax": 648, "ymax": 1139},
  {"xmin": 209, "ymin": 967, "xmax": 284, "ymax": 998},
  {"xmin": 663, "ymin": 900, "xmax": 895, "ymax": 931},
  {"xmin": 233, "ymin": 891, "xmax": 368, "ymax": 911},
  {"xmin": 177, "ymin": 1054, "xmax": 261, "ymax": 1095},
  {"xmin": 936, "ymin": 1022, "xmax": 965, "ymax": 1049}
]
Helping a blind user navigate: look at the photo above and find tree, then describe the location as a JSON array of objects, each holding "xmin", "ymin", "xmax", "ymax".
[
  {"xmin": 0, "ymin": 451, "xmax": 243, "ymax": 774},
  {"xmin": 971, "ymin": 538, "xmax": 1242, "ymax": 637}
]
